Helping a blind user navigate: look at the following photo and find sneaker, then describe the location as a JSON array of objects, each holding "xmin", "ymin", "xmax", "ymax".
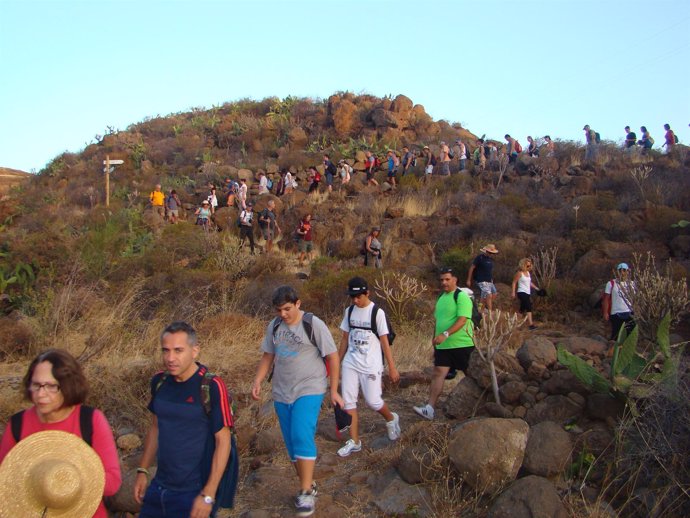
[
  {"xmin": 413, "ymin": 404, "xmax": 435, "ymax": 420},
  {"xmin": 294, "ymin": 490, "xmax": 315, "ymax": 517},
  {"xmin": 529, "ymin": 325, "xmax": 537, "ymax": 330},
  {"xmin": 337, "ymin": 439, "xmax": 362, "ymax": 457},
  {"xmin": 445, "ymin": 368, "xmax": 458, "ymax": 380},
  {"xmin": 386, "ymin": 412, "xmax": 401, "ymax": 441}
]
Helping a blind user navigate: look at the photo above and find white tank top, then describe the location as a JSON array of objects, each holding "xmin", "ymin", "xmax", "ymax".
[{"xmin": 517, "ymin": 272, "xmax": 531, "ymax": 294}]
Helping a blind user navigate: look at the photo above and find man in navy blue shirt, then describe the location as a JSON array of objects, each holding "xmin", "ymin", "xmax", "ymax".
[
  {"xmin": 466, "ymin": 244, "xmax": 499, "ymax": 311},
  {"xmin": 134, "ymin": 321, "xmax": 233, "ymax": 518}
]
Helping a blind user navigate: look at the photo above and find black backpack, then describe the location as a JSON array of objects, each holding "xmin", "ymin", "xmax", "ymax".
[
  {"xmin": 440, "ymin": 288, "xmax": 482, "ymax": 329},
  {"xmin": 11, "ymin": 405, "xmax": 95, "ymax": 445},
  {"xmin": 346, "ymin": 303, "xmax": 396, "ymax": 364},
  {"xmin": 595, "ymin": 132, "xmax": 602, "ymax": 144},
  {"xmin": 346, "ymin": 303, "xmax": 396, "ymax": 345},
  {"xmin": 153, "ymin": 366, "xmax": 239, "ymax": 511}
]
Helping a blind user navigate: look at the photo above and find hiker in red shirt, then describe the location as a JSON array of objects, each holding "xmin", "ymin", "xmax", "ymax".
[{"xmin": 663, "ymin": 124, "xmax": 676, "ymax": 154}]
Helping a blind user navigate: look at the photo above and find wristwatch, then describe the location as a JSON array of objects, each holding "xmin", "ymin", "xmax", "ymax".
[
  {"xmin": 442, "ymin": 331, "xmax": 450, "ymax": 338},
  {"xmin": 201, "ymin": 494, "xmax": 215, "ymax": 505}
]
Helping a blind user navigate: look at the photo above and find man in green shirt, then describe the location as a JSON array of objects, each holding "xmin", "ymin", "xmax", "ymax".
[{"xmin": 413, "ymin": 267, "xmax": 474, "ymax": 420}]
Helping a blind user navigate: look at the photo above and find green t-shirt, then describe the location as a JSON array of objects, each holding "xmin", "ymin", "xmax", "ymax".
[{"xmin": 434, "ymin": 289, "xmax": 474, "ymax": 349}]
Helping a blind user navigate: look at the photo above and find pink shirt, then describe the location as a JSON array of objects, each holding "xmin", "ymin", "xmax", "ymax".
[{"xmin": 0, "ymin": 404, "xmax": 122, "ymax": 518}]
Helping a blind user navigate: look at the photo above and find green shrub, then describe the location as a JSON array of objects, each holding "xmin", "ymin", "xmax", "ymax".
[{"xmin": 440, "ymin": 246, "xmax": 474, "ymax": 280}]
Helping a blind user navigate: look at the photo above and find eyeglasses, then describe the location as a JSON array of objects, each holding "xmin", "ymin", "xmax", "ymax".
[{"xmin": 29, "ymin": 382, "xmax": 60, "ymax": 394}]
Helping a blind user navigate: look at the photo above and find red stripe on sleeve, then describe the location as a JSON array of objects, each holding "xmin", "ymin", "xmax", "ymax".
[{"xmin": 212, "ymin": 377, "xmax": 233, "ymax": 428}]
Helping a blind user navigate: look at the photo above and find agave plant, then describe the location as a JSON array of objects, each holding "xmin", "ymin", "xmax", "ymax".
[{"xmin": 557, "ymin": 313, "xmax": 679, "ymax": 405}]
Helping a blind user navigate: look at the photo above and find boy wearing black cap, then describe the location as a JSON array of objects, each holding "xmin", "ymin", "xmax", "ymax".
[{"xmin": 337, "ymin": 277, "xmax": 401, "ymax": 457}]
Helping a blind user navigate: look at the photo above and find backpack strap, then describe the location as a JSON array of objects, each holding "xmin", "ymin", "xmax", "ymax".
[
  {"xmin": 347, "ymin": 304, "xmax": 381, "ymax": 337},
  {"xmin": 11, "ymin": 407, "xmax": 94, "ymax": 446},
  {"xmin": 301, "ymin": 312, "xmax": 316, "ymax": 347},
  {"xmin": 79, "ymin": 405, "xmax": 95, "ymax": 446},
  {"xmin": 10, "ymin": 410, "xmax": 24, "ymax": 443}
]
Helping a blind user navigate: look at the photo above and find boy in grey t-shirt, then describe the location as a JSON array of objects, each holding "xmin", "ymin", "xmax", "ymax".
[{"xmin": 251, "ymin": 286, "xmax": 343, "ymax": 517}]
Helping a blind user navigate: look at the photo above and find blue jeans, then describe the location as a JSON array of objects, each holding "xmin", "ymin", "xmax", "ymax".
[{"xmin": 140, "ymin": 481, "xmax": 216, "ymax": 518}]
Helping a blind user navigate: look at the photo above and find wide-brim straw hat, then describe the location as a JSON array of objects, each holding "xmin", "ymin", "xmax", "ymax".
[
  {"xmin": 0, "ymin": 430, "xmax": 105, "ymax": 518},
  {"xmin": 480, "ymin": 244, "xmax": 499, "ymax": 254}
]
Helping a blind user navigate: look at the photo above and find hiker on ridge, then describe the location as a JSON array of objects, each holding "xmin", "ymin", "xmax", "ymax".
[
  {"xmin": 258, "ymin": 172, "xmax": 269, "ymax": 195},
  {"xmin": 365, "ymin": 151, "xmax": 379, "ymax": 188},
  {"xmin": 663, "ymin": 124, "xmax": 676, "ymax": 153},
  {"xmin": 413, "ymin": 267, "xmax": 475, "ymax": 420},
  {"xmin": 401, "ymin": 146, "xmax": 415, "ymax": 176},
  {"xmin": 543, "ymin": 135, "xmax": 555, "ymax": 157},
  {"xmin": 439, "ymin": 141, "xmax": 451, "ymax": 176},
  {"xmin": 422, "ymin": 146, "xmax": 436, "ymax": 178},
  {"xmin": 238, "ymin": 178, "xmax": 248, "ymax": 210},
  {"xmin": 324, "ymin": 154, "xmax": 337, "ymax": 193},
  {"xmin": 454, "ymin": 139, "xmax": 468, "ymax": 172},
  {"xmin": 386, "ymin": 150, "xmax": 399, "ymax": 188},
  {"xmin": 583, "ymin": 124, "xmax": 598, "ymax": 161},
  {"xmin": 251, "ymin": 286, "xmax": 343, "ymax": 517},
  {"xmin": 527, "ymin": 136, "xmax": 539, "ymax": 158},
  {"xmin": 337, "ymin": 276, "xmax": 401, "ymax": 458},
  {"xmin": 504, "ymin": 134, "xmax": 519, "ymax": 164},
  {"xmin": 624, "ymin": 126, "xmax": 637, "ymax": 150},
  {"xmin": 467, "ymin": 244, "xmax": 499, "ymax": 311},
  {"xmin": 134, "ymin": 321, "xmax": 234, "ymax": 518},
  {"xmin": 638, "ymin": 126, "xmax": 654, "ymax": 154}
]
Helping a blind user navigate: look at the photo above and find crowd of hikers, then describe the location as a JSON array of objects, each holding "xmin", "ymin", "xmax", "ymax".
[{"xmin": 0, "ymin": 254, "xmax": 635, "ymax": 516}]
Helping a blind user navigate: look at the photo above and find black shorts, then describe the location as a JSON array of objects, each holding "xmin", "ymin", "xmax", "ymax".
[
  {"xmin": 517, "ymin": 292, "xmax": 532, "ymax": 313},
  {"xmin": 434, "ymin": 347, "xmax": 474, "ymax": 373}
]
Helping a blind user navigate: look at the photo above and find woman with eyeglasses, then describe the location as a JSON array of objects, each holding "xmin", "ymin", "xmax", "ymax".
[{"xmin": 0, "ymin": 349, "xmax": 121, "ymax": 518}]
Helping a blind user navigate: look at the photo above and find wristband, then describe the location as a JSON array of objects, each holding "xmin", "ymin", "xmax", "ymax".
[{"xmin": 136, "ymin": 467, "xmax": 150, "ymax": 479}]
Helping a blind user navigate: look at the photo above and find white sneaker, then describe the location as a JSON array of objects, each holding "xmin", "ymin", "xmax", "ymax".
[
  {"xmin": 337, "ymin": 439, "xmax": 362, "ymax": 457},
  {"xmin": 413, "ymin": 404, "xmax": 435, "ymax": 420},
  {"xmin": 294, "ymin": 490, "xmax": 316, "ymax": 517},
  {"xmin": 386, "ymin": 412, "xmax": 401, "ymax": 441}
]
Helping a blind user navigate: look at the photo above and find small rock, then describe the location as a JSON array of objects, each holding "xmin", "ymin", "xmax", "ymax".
[
  {"xmin": 116, "ymin": 433, "xmax": 141, "ymax": 452},
  {"xmin": 499, "ymin": 381, "xmax": 527, "ymax": 404},
  {"xmin": 487, "ymin": 475, "xmax": 568, "ymax": 518},
  {"xmin": 513, "ymin": 406, "xmax": 527, "ymax": 418},
  {"xmin": 486, "ymin": 402, "xmax": 513, "ymax": 418},
  {"xmin": 567, "ymin": 392, "xmax": 586, "ymax": 406},
  {"xmin": 253, "ymin": 428, "xmax": 283, "ymax": 454}
]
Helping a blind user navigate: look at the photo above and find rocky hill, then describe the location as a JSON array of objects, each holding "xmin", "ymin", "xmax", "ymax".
[{"xmin": 0, "ymin": 94, "xmax": 689, "ymax": 517}]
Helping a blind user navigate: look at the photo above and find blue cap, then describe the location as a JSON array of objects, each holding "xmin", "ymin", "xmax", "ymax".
[{"xmin": 617, "ymin": 263, "xmax": 629, "ymax": 270}]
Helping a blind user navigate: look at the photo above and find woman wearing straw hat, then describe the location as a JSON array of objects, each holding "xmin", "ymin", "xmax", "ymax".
[{"xmin": 0, "ymin": 349, "xmax": 121, "ymax": 518}]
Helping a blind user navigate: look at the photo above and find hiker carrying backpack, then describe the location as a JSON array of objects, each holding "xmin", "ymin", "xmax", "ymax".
[{"xmin": 151, "ymin": 365, "xmax": 239, "ymax": 512}]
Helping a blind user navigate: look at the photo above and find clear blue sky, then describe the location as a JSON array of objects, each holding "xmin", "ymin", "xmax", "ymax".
[{"xmin": 1, "ymin": 0, "xmax": 688, "ymax": 173}]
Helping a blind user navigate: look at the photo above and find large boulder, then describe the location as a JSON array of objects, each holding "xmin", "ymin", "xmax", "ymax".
[
  {"xmin": 516, "ymin": 337, "xmax": 557, "ymax": 370},
  {"xmin": 525, "ymin": 394, "xmax": 584, "ymax": 425},
  {"xmin": 448, "ymin": 418, "xmax": 529, "ymax": 492},
  {"xmin": 237, "ymin": 168, "xmax": 254, "ymax": 182},
  {"xmin": 558, "ymin": 336, "xmax": 607, "ymax": 357},
  {"xmin": 467, "ymin": 350, "xmax": 525, "ymax": 390},
  {"xmin": 487, "ymin": 475, "xmax": 568, "ymax": 518},
  {"xmin": 390, "ymin": 94, "xmax": 413, "ymax": 114},
  {"xmin": 287, "ymin": 127, "xmax": 308, "ymax": 147},
  {"xmin": 371, "ymin": 471, "xmax": 433, "ymax": 517},
  {"xmin": 444, "ymin": 376, "xmax": 485, "ymax": 419},
  {"xmin": 522, "ymin": 421, "xmax": 572, "ymax": 477},
  {"xmin": 371, "ymin": 108, "xmax": 399, "ymax": 128}
]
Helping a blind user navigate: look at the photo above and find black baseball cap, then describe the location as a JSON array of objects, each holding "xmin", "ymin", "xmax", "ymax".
[{"xmin": 347, "ymin": 277, "xmax": 368, "ymax": 296}]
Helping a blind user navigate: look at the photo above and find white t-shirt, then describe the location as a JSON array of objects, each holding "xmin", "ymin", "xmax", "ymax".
[
  {"xmin": 258, "ymin": 176, "xmax": 268, "ymax": 195},
  {"xmin": 340, "ymin": 302, "xmax": 389, "ymax": 374},
  {"xmin": 605, "ymin": 280, "xmax": 634, "ymax": 315},
  {"xmin": 239, "ymin": 183, "xmax": 247, "ymax": 202}
]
